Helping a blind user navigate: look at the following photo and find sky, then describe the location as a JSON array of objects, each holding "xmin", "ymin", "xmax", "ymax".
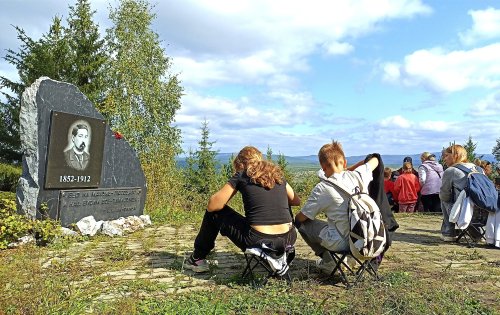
[{"xmin": 1, "ymin": 0, "xmax": 500, "ymax": 158}]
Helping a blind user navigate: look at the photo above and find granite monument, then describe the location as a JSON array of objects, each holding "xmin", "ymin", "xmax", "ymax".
[{"xmin": 17, "ymin": 77, "xmax": 147, "ymax": 226}]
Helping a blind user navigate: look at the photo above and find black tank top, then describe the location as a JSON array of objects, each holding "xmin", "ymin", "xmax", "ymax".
[{"xmin": 228, "ymin": 172, "xmax": 291, "ymax": 225}]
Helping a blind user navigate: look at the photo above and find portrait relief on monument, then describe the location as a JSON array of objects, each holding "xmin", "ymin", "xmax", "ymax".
[{"xmin": 45, "ymin": 111, "xmax": 106, "ymax": 189}]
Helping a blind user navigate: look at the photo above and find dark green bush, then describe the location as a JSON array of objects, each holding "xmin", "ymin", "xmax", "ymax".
[{"xmin": 0, "ymin": 163, "xmax": 22, "ymax": 192}]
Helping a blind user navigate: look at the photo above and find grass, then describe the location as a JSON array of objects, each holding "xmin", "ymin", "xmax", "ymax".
[
  {"xmin": 86, "ymin": 272, "xmax": 495, "ymax": 315},
  {"xmin": 0, "ymin": 214, "xmax": 498, "ymax": 314}
]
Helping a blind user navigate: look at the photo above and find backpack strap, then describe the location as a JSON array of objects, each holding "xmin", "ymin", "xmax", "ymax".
[
  {"xmin": 453, "ymin": 164, "xmax": 471, "ymax": 175},
  {"xmin": 323, "ymin": 178, "xmax": 352, "ymax": 197},
  {"xmin": 323, "ymin": 178, "xmax": 356, "ymax": 217},
  {"xmin": 454, "ymin": 164, "xmax": 484, "ymax": 175},
  {"xmin": 323, "ymin": 170, "xmax": 364, "ymax": 197},
  {"xmin": 420, "ymin": 163, "xmax": 442, "ymax": 178}
]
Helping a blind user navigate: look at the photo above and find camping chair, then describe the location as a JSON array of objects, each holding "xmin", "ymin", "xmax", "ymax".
[
  {"xmin": 456, "ymin": 206, "xmax": 488, "ymax": 248},
  {"xmin": 328, "ymin": 250, "xmax": 381, "ymax": 289},
  {"xmin": 241, "ymin": 241, "xmax": 295, "ymax": 287}
]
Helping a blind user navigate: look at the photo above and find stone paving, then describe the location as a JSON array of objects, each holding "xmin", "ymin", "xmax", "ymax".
[{"xmin": 41, "ymin": 214, "xmax": 500, "ymax": 304}]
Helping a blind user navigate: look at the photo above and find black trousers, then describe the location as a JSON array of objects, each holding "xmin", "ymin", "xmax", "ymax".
[
  {"xmin": 193, "ymin": 205, "xmax": 296, "ymax": 259},
  {"xmin": 421, "ymin": 194, "xmax": 441, "ymax": 212}
]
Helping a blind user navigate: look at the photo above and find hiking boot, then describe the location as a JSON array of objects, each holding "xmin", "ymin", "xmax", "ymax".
[
  {"xmin": 184, "ymin": 254, "xmax": 210, "ymax": 273},
  {"xmin": 316, "ymin": 252, "xmax": 336, "ymax": 274},
  {"xmin": 441, "ymin": 235, "xmax": 457, "ymax": 242}
]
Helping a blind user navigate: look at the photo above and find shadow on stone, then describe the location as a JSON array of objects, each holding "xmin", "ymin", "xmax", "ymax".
[{"xmin": 393, "ymin": 231, "xmax": 443, "ymax": 245}]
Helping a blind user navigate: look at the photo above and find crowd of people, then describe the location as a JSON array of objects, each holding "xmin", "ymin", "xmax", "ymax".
[{"xmin": 184, "ymin": 142, "xmax": 500, "ymax": 276}]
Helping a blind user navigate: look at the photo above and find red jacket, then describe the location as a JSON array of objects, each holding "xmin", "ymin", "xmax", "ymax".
[
  {"xmin": 394, "ymin": 173, "xmax": 420, "ymax": 204},
  {"xmin": 384, "ymin": 179, "xmax": 396, "ymax": 201}
]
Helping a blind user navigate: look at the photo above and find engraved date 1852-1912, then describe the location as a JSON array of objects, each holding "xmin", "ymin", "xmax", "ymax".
[{"xmin": 59, "ymin": 175, "xmax": 91, "ymax": 183}]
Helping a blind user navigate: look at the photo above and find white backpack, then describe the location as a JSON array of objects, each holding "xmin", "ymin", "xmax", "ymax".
[{"xmin": 324, "ymin": 172, "xmax": 387, "ymax": 261}]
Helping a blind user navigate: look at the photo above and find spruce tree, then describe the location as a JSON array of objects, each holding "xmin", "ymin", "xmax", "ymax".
[
  {"xmin": 220, "ymin": 154, "xmax": 235, "ymax": 181},
  {"xmin": 0, "ymin": 18, "xmax": 70, "ymax": 162},
  {"xmin": 492, "ymin": 137, "xmax": 500, "ymax": 161},
  {"xmin": 463, "ymin": 136, "xmax": 482, "ymax": 163},
  {"xmin": 266, "ymin": 145, "xmax": 273, "ymax": 161},
  {"xmin": 0, "ymin": 0, "xmax": 107, "ymax": 163},
  {"xmin": 194, "ymin": 120, "xmax": 219, "ymax": 195},
  {"xmin": 66, "ymin": 0, "xmax": 107, "ymax": 105},
  {"xmin": 277, "ymin": 152, "xmax": 292, "ymax": 182}
]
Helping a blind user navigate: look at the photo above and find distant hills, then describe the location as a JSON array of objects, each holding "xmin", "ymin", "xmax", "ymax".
[{"xmin": 177, "ymin": 152, "xmax": 497, "ymax": 171}]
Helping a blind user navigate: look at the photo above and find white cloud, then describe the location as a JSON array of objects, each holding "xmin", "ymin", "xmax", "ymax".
[
  {"xmin": 378, "ymin": 116, "xmax": 454, "ymax": 134},
  {"xmin": 469, "ymin": 92, "xmax": 500, "ymax": 116},
  {"xmin": 417, "ymin": 120, "xmax": 451, "ymax": 132},
  {"xmin": 323, "ymin": 42, "xmax": 354, "ymax": 55},
  {"xmin": 382, "ymin": 44, "xmax": 500, "ymax": 92},
  {"xmin": 459, "ymin": 7, "xmax": 500, "ymax": 46},
  {"xmin": 161, "ymin": 0, "xmax": 431, "ymax": 88},
  {"xmin": 360, "ymin": 115, "xmax": 498, "ymax": 156},
  {"xmin": 176, "ymin": 90, "xmax": 315, "ymax": 132},
  {"xmin": 380, "ymin": 115, "xmax": 411, "ymax": 128}
]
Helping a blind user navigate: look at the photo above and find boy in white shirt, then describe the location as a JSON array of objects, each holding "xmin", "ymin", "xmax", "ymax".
[{"xmin": 294, "ymin": 141, "xmax": 379, "ymax": 272}]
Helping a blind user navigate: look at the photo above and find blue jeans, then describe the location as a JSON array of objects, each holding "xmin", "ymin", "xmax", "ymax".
[
  {"xmin": 192, "ymin": 205, "xmax": 296, "ymax": 259},
  {"xmin": 441, "ymin": 201, "xmax": 456, "ymax": 237}
]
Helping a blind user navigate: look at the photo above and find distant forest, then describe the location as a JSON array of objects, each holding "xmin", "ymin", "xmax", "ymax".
[{"xmin": 177, "ymin": 152, "xmax": 497, "ymax": 171}]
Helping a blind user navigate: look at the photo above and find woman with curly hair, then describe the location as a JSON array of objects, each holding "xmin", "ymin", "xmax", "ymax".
[{"xmin": 184, "ymin": 146, "xmax": 301, "ymax": 272}]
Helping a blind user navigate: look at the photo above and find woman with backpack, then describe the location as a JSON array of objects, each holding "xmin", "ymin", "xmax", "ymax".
[
  {"xmin": 418, "ymin": 152, "xmax": 443, "ymax": 213},
  {"xmin": 439, "ymin": 145, "xmax": 479, "ymax": 242}
]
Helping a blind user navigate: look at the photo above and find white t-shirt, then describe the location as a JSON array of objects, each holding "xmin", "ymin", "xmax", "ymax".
[{"xmin": 300, "ymin": 164, "xmax": 373, "ymax": 251}]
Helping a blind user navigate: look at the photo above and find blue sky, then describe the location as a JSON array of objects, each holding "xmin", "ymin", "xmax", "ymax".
[{"xmin": 1, "ymin": 0, "xmax": 500, "ymax": 158}]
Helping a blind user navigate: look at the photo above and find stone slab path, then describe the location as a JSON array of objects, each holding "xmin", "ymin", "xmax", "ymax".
[{"xmin": 41, "ymin": 214, "xmax": 500, "ymax": 305}]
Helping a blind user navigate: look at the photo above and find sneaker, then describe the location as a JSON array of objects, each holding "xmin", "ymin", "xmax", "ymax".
[
  {"xmin": 183, "ymin": 255, "xmax": 210, "ymax": 273},
  {"xmin": 441, "ymin": 235, "xmax": 457, "ymax": 242}
]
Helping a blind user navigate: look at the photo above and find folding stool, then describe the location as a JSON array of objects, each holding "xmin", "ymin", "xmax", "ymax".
[
  {"xmin": 456, "ymin": 207, "xmax": 488, "ymax": 248},
  {"xmin": 328, "ymin": 250, "xmax": 380, "ymax": 289},
  {"xmin": 241, "ymin": 244, "xmax": 295, "ymax": 287}
]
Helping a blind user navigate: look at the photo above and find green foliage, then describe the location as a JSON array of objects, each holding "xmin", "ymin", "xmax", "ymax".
[
  {"xmin": 439, "ymin": 137, "xmax": 482, "ymax": 167},
  {"xmin": 277, "ymin": 152, "xmax": 292, "ymax": 183},
  {"xmin": 104, "ymin": 0, "xmax": 182, "ymax": 158},
  {"xmin": 0, "ymin": 0, "xmax": 108, "ymax": 163},
  {"xmin": 266, "ymin": 145, "xmax": 273, "ymax": 161},
  {"xmin": 0, "ymin": 199, "xmax": 31, "ymax": 249},
  {"xmin": 103, "ymin": 0, "xmax": 183, "ymax": 216},
  {"xmin": 0, "ymin": 199, "xmax": 62, "ymax": 249},
  {"xmin": 0, "ymin": 163, "xmax": 21, "ymax": 192},
  {"xmin": 492, "ymin": 137, "xmax": 500, "ymax": 161},
  {"xmin": 0, "ymin": 191, "xmax": 15, "ymax": 200},
  {"xmin": 463, "ymin": 136, "xmax": 482, "ymax": 163},
  {"xmin": 220, "ymin": 154, "xmax": 235, "ymax": 180},
  {"xmin": 290, "ymin": 170, "xmax": 320, "ymax": 202},
  {"xmin": 142, "ymin": 145, "xmax": 188, "ymax": 215},
  {"xmin": 182, "ymin": 120, "xmax": 224, "ymax": 212},
  {"xmin": 0, "ymin": 93, "xmax": 21, "ymax": 163},
  {"xmin": 186, "ymin": 121, "xmax": 219, "ymax": 194},
  {"xmin": 65, "ymin": 0, "xmax": 108, "ymax": 105}
]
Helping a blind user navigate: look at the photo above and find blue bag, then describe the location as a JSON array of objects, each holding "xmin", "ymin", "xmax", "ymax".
[{"xmin": 454, "ymin": 164, "xmax": 498, "ymax": 212}]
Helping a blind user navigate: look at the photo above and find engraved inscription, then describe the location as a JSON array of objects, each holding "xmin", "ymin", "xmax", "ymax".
[{"xmin": 59, "ymin": 187, "xmax": 142, "ymax": 226}]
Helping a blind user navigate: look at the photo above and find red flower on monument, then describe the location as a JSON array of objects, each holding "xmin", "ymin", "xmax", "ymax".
[{"xmin": 113, "ymin": 131, "xmax": 123, "ymax": 140}]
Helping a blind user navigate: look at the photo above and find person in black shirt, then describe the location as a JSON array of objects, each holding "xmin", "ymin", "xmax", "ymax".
[{"xmin": 184, "ymin": 146, "xmax": 301, "ymax": 273}]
